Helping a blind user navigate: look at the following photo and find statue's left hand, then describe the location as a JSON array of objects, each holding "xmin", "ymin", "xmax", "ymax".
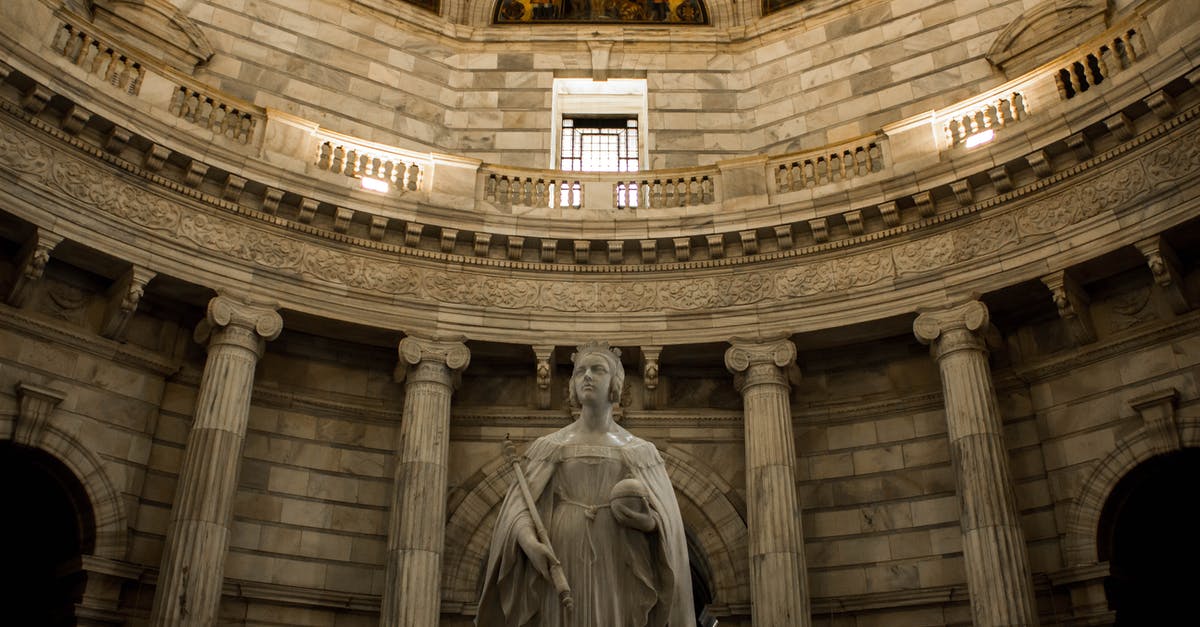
[{"xmin": 611, "ymin": 496, "xmax": 656, "ymax": 532}]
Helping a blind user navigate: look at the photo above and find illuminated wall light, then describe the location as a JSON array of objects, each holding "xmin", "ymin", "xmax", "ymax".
[
  {"xmin": 360, "ymin": 176, "xmax": 389, "ymax": 193},
  {"xmin": 964, "ymin": 129, "xmax": 995, "ymax": 148}
]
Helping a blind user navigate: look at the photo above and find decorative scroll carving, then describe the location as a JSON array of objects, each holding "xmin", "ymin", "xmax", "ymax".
[
  {"xmin": 7, "ymin": 228, "xmax": 64, "ymax": 307},
  {"xmin": 1133, "ymin": 235, "xmax": 1191, "ymax": 314},
  {"xmin": 641, "ymin": 345, "xmax": 662, "ymax": 409},
  {"xmin": 533, "ymin": 345, "xmax": 555, "ymax": 410},
  {"xmin": 100, "ymin": 265, "xmax": 156, "ymax": 340},
  {"xmin": 1041, "ymin": 270, "xmax": 1096, "ymax": 345}
]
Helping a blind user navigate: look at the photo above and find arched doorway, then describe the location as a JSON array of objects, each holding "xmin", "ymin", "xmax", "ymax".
[
  {"xmin": 1098, "ymin": 448, "xmax": 1200, "ymax": 625},
  {"xmin": 0, "ymin": 443, "xmax": 95, "ymax": 626}
]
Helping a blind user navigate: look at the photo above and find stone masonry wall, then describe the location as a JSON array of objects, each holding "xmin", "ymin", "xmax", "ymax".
[{"xmin": 184, "ymin": 0, "xmax": 1033, "ymax": 168}]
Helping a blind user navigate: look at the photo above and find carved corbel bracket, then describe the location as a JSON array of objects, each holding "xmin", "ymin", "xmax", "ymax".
[
  {"xmin": 1133, "ymin": 235, "xmax": 1191, "ymax": 314},
  {"xmin": 7, "ymin": 228, "xmax": 65, "ymax": 308},
  {"xmin": 1041, "ymin": 270, "xmax": 1097, "ymax": 345},
  {"xmin": 641, "ymin": 346, "xmax": 662, "ymax": 409},
  {"xmin": 532, "ymin": 345, "xmax": 555, "ymax": 410},
  {"xmin": 1129, "ymin": 388, "xmax": 1180, "ymax": 454},
  {"xmin": 100, "ymin": 265, "xmax": 156, "ymax": 340},
  {"xmin": 12, "ymin": 382, "xmax": 68, "ymax": 446}
]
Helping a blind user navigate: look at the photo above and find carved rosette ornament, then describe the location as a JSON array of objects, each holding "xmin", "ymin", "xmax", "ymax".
[
  {"xmin": 150, "ymin": 296, "xmax": 281, "ymax": 627},
  {"xmin": 724, "ymin": 338, "xmax": 811, "ymax": 627},
  {"xmin": 384, "ymin": 336, "xmax": 470, "ymax": 627},
  {"xmin": 914, "ymin": 301, "xmax": 1038, "ymax": 627}
]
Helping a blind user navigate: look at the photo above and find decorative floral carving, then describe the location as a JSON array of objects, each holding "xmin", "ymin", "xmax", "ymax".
[
  {"xmin": 777, "ymin": 252, "xmax": 894, "ymax": 297},
  {"xmin": 3, "ymin": 105, "xmax": 1200, "ymax": 321},
  {"xmin": 1016, "ymin": 161, "xmax": 1147, "ymax": 235},
  {"xmin": 894, "ymin": 217, "xmax": 1018, "ymax": 274},
  {"xmin": 1145, "ymin": 128, "xmax": 1200, "ymax": 184}
]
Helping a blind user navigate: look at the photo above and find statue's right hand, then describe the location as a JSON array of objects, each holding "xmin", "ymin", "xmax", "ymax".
[{"xmin": 517, "ymin": 529, "xmax": 557, "ymax": 581}]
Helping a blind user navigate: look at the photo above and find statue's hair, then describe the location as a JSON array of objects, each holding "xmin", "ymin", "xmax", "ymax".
[{"xmin": 569, "ymin": 341, "xmax": 625, "ymax": 405}]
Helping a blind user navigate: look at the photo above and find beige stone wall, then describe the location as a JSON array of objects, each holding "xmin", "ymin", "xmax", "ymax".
[{"xmin": 180, "ymin": 0, "xmax": 1037, "ymax": 168}]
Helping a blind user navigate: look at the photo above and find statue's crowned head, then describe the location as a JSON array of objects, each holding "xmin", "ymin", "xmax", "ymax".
[{"xmin": 569, "ymin": 341, "xmax": 625, "ymax": 405}]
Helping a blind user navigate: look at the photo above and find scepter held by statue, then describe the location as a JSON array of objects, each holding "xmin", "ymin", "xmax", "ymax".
[{"xmin": 502, "ymin": 437, "xmax": 574, "ymax": 612}]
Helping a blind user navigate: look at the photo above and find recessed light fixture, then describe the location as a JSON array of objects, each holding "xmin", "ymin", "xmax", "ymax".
[
  {"xmin": 360, "ymin": 177, "xmax": 389, "ymax": 193},
  {"xmin": 964, "ymin": 129, "xmax": 995, "ymax": 148}
]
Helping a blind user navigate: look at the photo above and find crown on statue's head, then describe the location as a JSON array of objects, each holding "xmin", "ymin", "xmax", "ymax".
[{"xmin": 571, "ymin": 340, "xmax": 622, "ymax": 364}]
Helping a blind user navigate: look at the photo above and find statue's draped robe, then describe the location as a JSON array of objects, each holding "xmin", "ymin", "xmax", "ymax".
[{"xmin": 477, "ymin": 431, "xmax": 695, "ymax": 626}]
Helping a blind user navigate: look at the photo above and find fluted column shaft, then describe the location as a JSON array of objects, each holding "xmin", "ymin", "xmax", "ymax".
[
  {"xmin": 914, "ymin": 301, "xmax": 1038, "ymax": 627},
  {"xmin": 381, "ymin": 337, "xmax": 470, "ymax": 627},
  {"xmin": 150, "ymin": 297, "xmax": 282, "ymax": 627},
  {"xmin": 726, "ymin": 339, "xmax": 810, "ymax": 627}
]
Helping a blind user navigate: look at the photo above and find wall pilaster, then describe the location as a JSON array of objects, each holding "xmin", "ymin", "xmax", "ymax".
[
  {"xmin": 914, "ymin": 301, "xmax": 1038, "ymax": 627},
  {"xmin": 381, "ymin": 336, "xmax": 470, "ymax": 627},
  {"xmin": 724, "ymin": 338, "xmax": 810, "ymax": 627},
  {"xmin": 149, "ymin": 296, "xmax": 282, "ymax": 627}
]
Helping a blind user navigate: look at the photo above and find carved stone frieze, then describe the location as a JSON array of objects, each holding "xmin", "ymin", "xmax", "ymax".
[
  {"xmin": 1014, "ymin": 159, "xmax": 1147, "ymax": 236},
  {"xmin": 2, "ymin": 99, "xmax": 1200, "ymax": 322},
  {"xmin": 893, "ymin": 217, "xmax": 1018, "ymax": 275}
]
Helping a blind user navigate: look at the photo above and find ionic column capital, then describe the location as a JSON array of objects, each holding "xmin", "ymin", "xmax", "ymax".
[
  {"xmin": 193, "ymin": 295, "xmax": 282, "ymax": 356},
  {"xmin": 725, "ymin": 337, "xmax": 798, "ymax": 390},
  {"xmin": 913, "ymin": 300, "xmax": 989, "ymax": 359},
  {"xmin": 397, "ymin": 335, "xmax": 471, "ymax": 387}
]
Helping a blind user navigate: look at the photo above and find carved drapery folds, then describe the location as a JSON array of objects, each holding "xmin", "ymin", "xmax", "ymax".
[
  {"xmin": 383, "ymin": 336, "xmax": 470, "ymax": 627},
  {"xmin": 724, "ymin": 338, "xmax": 810, "ymax": 627},
  {"xmin": 914, "ymin": 301, "xmax": 1039, "ymax": 627},
  {"xmin": 149, "ymin": 296, "xmax": 281, "ymax": 627}
]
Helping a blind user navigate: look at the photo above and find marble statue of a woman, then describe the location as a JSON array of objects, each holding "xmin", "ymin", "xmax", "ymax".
[{"xmin": 477, "ymin": 342, "xmax": 695, "ymax": 626}]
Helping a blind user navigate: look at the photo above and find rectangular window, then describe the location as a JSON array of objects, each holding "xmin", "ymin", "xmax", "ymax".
[{"xmin": 559, "ymin": 117, "xmax": 640, "ymax": 173}]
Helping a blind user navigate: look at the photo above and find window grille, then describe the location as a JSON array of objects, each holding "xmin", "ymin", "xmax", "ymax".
[{"xmin": 559, "ymin": 117, "xmax": 640, "ymax": 172}]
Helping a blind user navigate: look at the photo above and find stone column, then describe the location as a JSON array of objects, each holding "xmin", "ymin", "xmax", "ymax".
[
  {"xmin": 150, "ymin": 296, "xmax": 281, "ymax": 627},
  {"xmin": 725, "ymin": 338, "xmax": 810, "ymax": 627},
  {"xmin": 914, "ymin": 301, "xmax": 1038, "ymax": 627},
  {"xmin": 381, "ymin": 336, "xmax": 470, "ymax": 627}
]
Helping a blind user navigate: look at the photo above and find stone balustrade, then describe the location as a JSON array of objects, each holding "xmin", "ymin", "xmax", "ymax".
[
  {"xmin": 169, "ymin": 86, "xmax": 260, "ymax": 146},
  {"xmin": 315, "ymin": 131, "xmax": 426, "ymax": 192},
  {"xmin": 613, "ymin": 173, "xmax": 716, "ymax": 209},
  {"xmin": 769, "ymin": 138, "xmax": 884, "ymax": 193},
  {"xmin": 483, "ymin": 170, "xmax": 580, "ymax": 209},
  {"xmin": 50, "ymin": 20, "xmax": 143, "ymax": 97},
  {"xmin": 1057, "ymin": 25, "xmax": 1147, "ymax": 100},
  {"xmin": 943, "ymin": 92, "xmax": 1028, "ymax": 147}
]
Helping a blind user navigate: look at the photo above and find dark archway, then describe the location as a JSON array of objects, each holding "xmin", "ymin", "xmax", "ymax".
[
  {"xmin": 0, "ymin": 443, "xmax": 95, "ymax": 626},
  {"xmin": 1098, "ymin": 448, "xmax": 1200, "ymax": 625},
  {"xmin": 685, "ymin": 528, "xmax": 715, "ymax": 627}
]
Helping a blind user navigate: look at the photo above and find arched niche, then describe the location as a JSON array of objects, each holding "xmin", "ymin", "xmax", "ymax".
[
  {"xmin": 986, "ymin": 0, "xmax": 1108, "ymax": 76},
  {"xmin": 441, "ymin": 444, "xmax": 749, "ymax": 616},
  {"xmin": 1095, "ymin": 448, "xmax": 1200, "ymax": 624}
]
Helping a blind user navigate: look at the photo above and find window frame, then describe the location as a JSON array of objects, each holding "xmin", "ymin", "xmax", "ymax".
[{"xmin": 550, "ymin": 78, "xmax": 649, "ymax": 171}]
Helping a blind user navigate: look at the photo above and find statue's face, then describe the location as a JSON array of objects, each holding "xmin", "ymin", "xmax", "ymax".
[{"xmin": 572, "ymin": 353, "xmax": 613, "ymax": 404}]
